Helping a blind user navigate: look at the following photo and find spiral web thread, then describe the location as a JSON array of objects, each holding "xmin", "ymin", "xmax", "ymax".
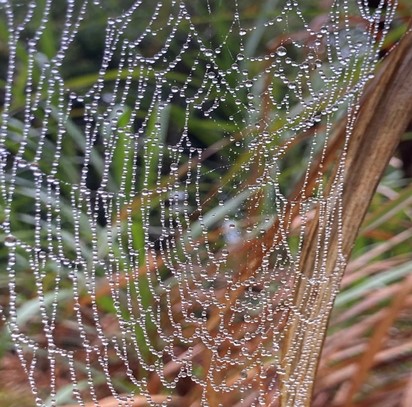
[{"xmin": 0, "ymin": 0, "xmax": 395, "ymax": 406}]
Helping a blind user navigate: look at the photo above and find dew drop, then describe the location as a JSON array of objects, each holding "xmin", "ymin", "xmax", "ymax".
[
  {"xmin": 276, "ymin": 46, "xmax": 287, "ymax": 57},
  {"xmin": 315, "ymin": 59, "xmax": 322, "ymax": 69},
  {"xmin": 5, "ymin": 235, "xmax": 16, "ymax": 248}
]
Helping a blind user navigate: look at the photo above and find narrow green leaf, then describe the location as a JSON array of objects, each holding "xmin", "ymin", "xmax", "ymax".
[
  {"xmin": 362, "ymin": 183, "xmax": 412, "ymax": 233},
  {"xmin": 335, "ymin": 261, "xmax": 412, "ymax": 307}
]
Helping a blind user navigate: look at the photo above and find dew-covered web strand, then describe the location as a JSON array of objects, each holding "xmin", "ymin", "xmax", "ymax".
[{"xmin": 0, "ymin": 0, "xmax": 396, "ymax": 406}]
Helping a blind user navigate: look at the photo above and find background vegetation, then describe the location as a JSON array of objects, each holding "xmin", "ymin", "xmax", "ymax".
[{"xmin": 0, "ymin": 1, "xmax": 411, "ymax": 406}]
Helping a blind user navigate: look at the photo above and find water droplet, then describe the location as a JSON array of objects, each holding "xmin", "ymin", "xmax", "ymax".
[
  {"xmin": 17, "ymin": 159, "xmax": 27, "ymax": 169},
  {"xmin": 38, "ymin": 250, "xmax": 47, "ymax": 260},
  {"xmin": 276, "ymin": 46, "xmax": 287, "ymax": 57},
  {"xmin": 5, "ymin": 235, "xmax": 16, "ymax": 248}
]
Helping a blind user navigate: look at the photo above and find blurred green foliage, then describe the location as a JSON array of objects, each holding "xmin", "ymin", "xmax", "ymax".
[{"xmin": 0, "ymin": 0, "xmax": 411, "ymax": 405}]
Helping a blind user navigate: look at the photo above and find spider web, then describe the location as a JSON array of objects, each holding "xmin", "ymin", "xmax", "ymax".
[{"xmin": 0, "ymin": 0, "xmax": 395, "ymax": 406}]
